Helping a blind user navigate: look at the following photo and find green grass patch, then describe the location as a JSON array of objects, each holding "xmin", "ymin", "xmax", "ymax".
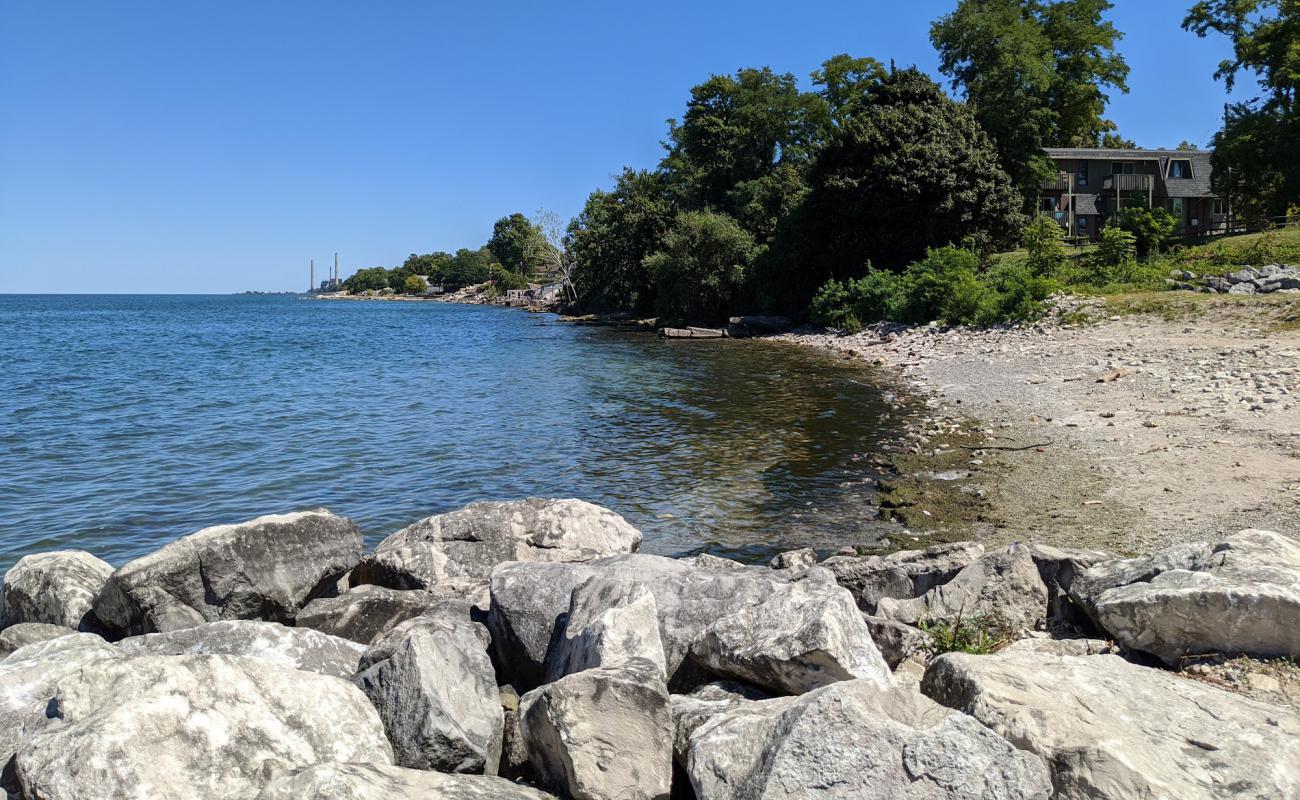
[{"xmin": 919, "ymin": 611, "xmax": 1016, "ymax": 659}]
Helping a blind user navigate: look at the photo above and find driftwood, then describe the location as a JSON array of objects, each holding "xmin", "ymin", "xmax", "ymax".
[{"xmin": 961, "ymin": 441, "xmax": 1055, "ymax": 452}]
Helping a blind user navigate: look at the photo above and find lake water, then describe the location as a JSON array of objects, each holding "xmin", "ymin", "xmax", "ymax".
[{"xmin": 0, "ymin": 294, "xmax": 909, "ymax": 574}]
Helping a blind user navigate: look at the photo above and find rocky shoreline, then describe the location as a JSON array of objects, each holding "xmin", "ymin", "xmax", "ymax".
[{"xmin": 2, "ymin": 497, "xmax": 1298, "ymax": 799}]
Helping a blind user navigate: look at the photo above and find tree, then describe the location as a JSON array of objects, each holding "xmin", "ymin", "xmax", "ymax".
[
  {"xmin": 812, "ymin": 53, "xmax": 887, "ymax": 121},
  {"xmin": 403, "ymin": 275, "xmax": 428, "ymax": 295},
  {"xmin": 444, "ymin": 248, "xmax": 498, "ymax": 289},
  {"xmin": 646, "ymin": 211, "xmax": 761, "ymax": 323},
  {"xmin": 568, "ymin": 169, "xmax": 675, "ymax": 313},
  {"xmin": 931, "ymin": 0, "xmax": 1130, "ymax": 193},
  {"xmin": 401, "ymin": 252, "xmax": 452, "ymax": 284},
  {"xmin": 1116, "ymin": 203, "xmax": 1177, "ymax": 259},
  {"xmin": 343, "ymin": 267, "xmax": 390, "ymax": 293},
  {"xmin": 1100, "ymin": 132, "xmax": 1137, "ymax": 148},
  {"xmin": 530, "ymin": 209, "xmax": 576, "ymax": 302},
  {"xmin": 487, "ymin": 213, "xmax": 545, "ymax": 275},
  {"xmin": 1184, "ymin": 1, "xmax": 1300, "ymax": 217},
  {"xmin": 1021, "ymin": 214, "xmax": 1067, "ymax": 275},
  {"xmin": 766, "ymin": 67, "xmax": 1023, "ymax": 312},
  {"xmin": 1176, "ymin": 139, "xmax": 1199, "ymax": 150},
  {"xmin": 1091, "ymin": 226, "xmax": 1137, "ymax": 281}
]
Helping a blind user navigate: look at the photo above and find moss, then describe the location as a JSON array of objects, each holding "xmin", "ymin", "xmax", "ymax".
[{"xmin": 874, "ymin": 427, "xmax": 1004, "ymax": 542}]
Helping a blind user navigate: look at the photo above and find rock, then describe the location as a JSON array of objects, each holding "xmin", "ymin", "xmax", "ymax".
[
  {"xmin": 692, "ymin": 577, "xmax": 891, "ymax": 694},
  {"xmin": 91, "ymin": 510, "xmax": 362, "ymax": 636},
  {"xmin": 820, "ymin": 542, "xmax": 985, "ymax": 613},
  {"xmin": 116, "ymin": 619, "xmax": 365, "ymax": 678},
  {"xmin": 372, "ymin": 498, "xmax": 641, "ymax": 582},
  {"xmin": 1227, "ymin": 268, "xmax": 1259, "ymax": 283},
  {"xmin": 0, "ymin": 634, "xmax": 124, "ymax": 773},
  {"xmin": 294, "ymin": 584, "xmax": 441, "ymax": 645},
  {"xmin": 863, "ymin": 614, "xmax": 931, "ymax": 669},
  {"xmin": 725, "ymin": 315, "xmax": 794, "ymax": 336},
  {"xmin": 684, "ymin": 678, "xmax": 1052, "ymax": 800},
  {"xmin": 922, "ymin": 649, "xmax": 1300, "ymax": 799},
  {"xmin": 876, "ymin": 545, "xmax": 1049, "ymax": 633},
  {"xmin": 489, "ymin": 554, "xmax": 863, "ymax": 692},
  {"xmin": 254, "ymin": 762, "xmax": 554, "ymax": 800},
  {"xmin": 354, "ymin": 615, "xmax": 502, "ymax": 774},
  {"xmin": 349, "ymin": 542, "xmax": 472, "ymax": 590},
  {"xmin": 1027, "ymin": 544, "xmax": 1110, "ymax": 629},
  {"xmin": 768, "ymin": 548, "xmax": 817, "ymax": 571},
  {"xmin": 999, "ymin": 636, "xmax": 1116, "ymax": 656},
  {"xmin": 682, "ymin": 552, "xmax": 750, "ymax": 571},
  {"xmin": 11, "ymin": 653, "xmax": 393, "ymax": 800},
  {"xmin": 2, "ymin": 550, "xmax": 112, "ymax": 630},
  {"xmin": 0, "ymin": 622, "xmax": 76, "ymax": 659},
  {"xmin": 519, "ymin": 658, "xmax": 672, "ymax": 800},
  {"xmin": 669, "ymin": 681, "xmax": 771, "ymax": 765},
  {"xmin": 1228, "ymin": 281, "xmax": 1257, "ymax": 295},
  {"xmin": 544, "ymin": 577, "xmax": 666, "ymax": 683},
  {"xmin": 496, "ymin": 685, "xmax": 533, "ymax": 782},
  {"xmin": 1071, "ymin": 529, "xmax": 1300, "ymax": 664}
]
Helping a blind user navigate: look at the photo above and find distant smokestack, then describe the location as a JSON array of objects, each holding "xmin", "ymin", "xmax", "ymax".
[{"xmin": 334, "ymin": 252, "xmax": 339, "ymax": 283}]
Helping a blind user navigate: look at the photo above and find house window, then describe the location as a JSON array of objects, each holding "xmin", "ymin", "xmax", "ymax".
[
  {"xmin": 1167, "ymin": 198, "xmax": 1185, "ymax": 218},
  {"xmin": 1076, "ymin": 161, "xmax": 1088, "ymax": 187},
  {"xmin": 1213, "ymin": 198, "xmax": 1226, "ymax": 215},
  {"xmin": 1111, "ymin": 161, "xmax": 1135, "ymax": 175},
  {"xmin": 1041, "ymin": 197, "xmax": 1056, "ymax": 212},
  {"xmin": 1168, "ymin": 159, "xmax": 1192, "ymax": 179},
  {"xmin": 1077, "ymin": 216, "xmax": 1089, "ymax": 232}
]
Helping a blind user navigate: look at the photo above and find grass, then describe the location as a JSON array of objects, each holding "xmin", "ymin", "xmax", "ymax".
[{"xmin": 918, "ymin": 610, "xmax": 1016, "ymax": 660}]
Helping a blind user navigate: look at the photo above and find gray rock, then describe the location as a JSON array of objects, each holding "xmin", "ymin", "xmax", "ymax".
[
  {"xmin": 545, "ymin": 577, "xmax": 666, "ymax": 683},
  {"xmin": 520, "ymin": 658, "xmax": 672, "ymax": 800},
  {"xmin": 1228, "ymin": 281, "xmax": 1257, "ymax": 294},
  {"xmin": 1027, "ymin": 544, "xmax": 1110, "ymax": 629},
  {"xmin": 294, "ymin": 584, "xmax": 441, "ymax": 645},
  {"xmin": 0, "ymin": 622, "xmax": 76, "ymax": 660},
  {"xmin": 373, "ymin": 498, "xmax": 641, "ymax": 582},
  {"xmin": 999, "ymin": 636, "xmax": 1116, "ymax": 656},
  {"xmin": 863, "ymin": 614, "xmax": 931, "ymax": 669},
  {"xmin": 768, "ymin": 548, "xmax": 818, "ymax": 571},
  {"xmin": 684, "ymin": 678, "xmax": 1052, "ymax": 800},
  {"xmin": 692, "ymin": 577, "xmax": 891, "ymax": 694},
  {"xmin": 821, "ymin": 542, "xmax": 985, "ymax": 613},
  {"xmin": 350, "ymin": 542, "xmax": 472, "ymax": 590},
  {"xmin": 255, "ymin": 762, "xmax": 554, "ymax": 800},
  {"xmin": 1227, "ymin": 268, "xmax": 1259, "ymax": 283},
  {"xmin": 116, "ymin": 619, "xmax": 365, "ymax": 678},
  {"xmin": 876, "ymin": 545, "xmax": 1049, "ymax": 633},
  {"xmin": 91, "ymin": 509, "xmax": 362, "ymax": 636},
  {"xmin": 496, "ymin": 685, "xmax": 533, "ymax": 782},
  {"xmin": 2, "ymin": 550, "xmax": 112, "ymax": 630},
  {"xmin": 354, "ymin": 615, "xmax": 502, "ymax": 774},
  {"xmin": 1072, "ymin": 529, "xmax": 1300, "ymax": 664},
  {"xmin": 669, "ymin": 681, "xmax": 771, "ymax": 765},
  {"xmin": 922, "ymin": 648, "xmax": 1300, "ymax": 799},
  {"xmin": 11, "ymin": 653, "xmax": 392, "ymax": 800},
  {"xmin": 0, "ymin": 634, "xmax": 124, "ymax": 773}
]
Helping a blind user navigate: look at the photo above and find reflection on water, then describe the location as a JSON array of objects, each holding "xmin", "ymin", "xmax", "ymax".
[{"xmin": 0, "ymin": 295, "xmax": 909, "ymax": 573}]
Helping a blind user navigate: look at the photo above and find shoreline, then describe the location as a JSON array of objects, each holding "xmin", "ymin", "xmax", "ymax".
[{"xmin": 768, "ymin": 294, "xmax": 1300, "ymax": 555}]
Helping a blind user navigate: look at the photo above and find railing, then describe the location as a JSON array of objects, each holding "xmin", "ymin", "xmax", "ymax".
[
  {"xmin": 1102, "ymin": 173, "xmax": 1153, "ymax": 192},
  {"xmin": 1039, "ymin": 175, "xmax": 1071, "ymax": 191}
]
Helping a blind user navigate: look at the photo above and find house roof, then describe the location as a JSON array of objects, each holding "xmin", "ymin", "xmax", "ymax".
[{"xmin": 1044, "ymin": 148, "xmax": 1214, "ymax": 198}]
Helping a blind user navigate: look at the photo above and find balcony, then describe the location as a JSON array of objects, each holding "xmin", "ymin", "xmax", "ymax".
[
  {"xmin": 1040, "ymin": 175, "xmax": 1072, "ymax": 191},
  {"xmin": 1102, "ymin": 173, "xmax": 1153, "ymax": 192}
]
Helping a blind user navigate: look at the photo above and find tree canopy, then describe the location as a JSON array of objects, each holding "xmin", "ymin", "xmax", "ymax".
[{"xmin": 487, "ymin": 213, "xmax": 546, "ymax": 275}]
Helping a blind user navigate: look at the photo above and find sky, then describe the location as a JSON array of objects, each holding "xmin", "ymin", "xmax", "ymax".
[{"xmin": 0, "ymin": 1, "xmax": 1257, "ymax": 293}]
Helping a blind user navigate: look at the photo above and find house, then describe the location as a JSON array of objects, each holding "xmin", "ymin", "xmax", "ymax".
[{"xmin": 1038, "ymin": 148, "xmax": 1227, "ymax": 240}]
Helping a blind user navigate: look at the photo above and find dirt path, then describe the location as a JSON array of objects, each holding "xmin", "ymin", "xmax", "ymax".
[{"xmin": 775, "ymin": 293, "xmax": 1300, "ymax": 555}]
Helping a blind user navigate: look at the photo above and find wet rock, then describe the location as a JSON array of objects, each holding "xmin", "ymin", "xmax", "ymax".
[
  {"xmin": 372, "ymin": 498, "xmax": 641, "ymax": 582},
  {"xmin": 0, "ymin": 622, "xmax": 76, "ymax": 660},
  {"xmin": 116, "ymin": 619, "xmax": 365, "ymax": 678},
  {"xmin": 923, "ymin": 649, "xmax": 1300, "ymax": 799},
  {"xmin": 768, "ymin": 547, "xmax": 818, "ymax": 571},
  {"xmin": 2, "ymin": 550, "xmax": 112, "ymax": 630},
  {"xmin": 544, "ymin": 577, "xmax": 666, "ymax": 683},
  {"xmin": 876, "ymin": 545, "xmax": 1049, "ymax": 633},
  {"xmin": 91, "ymin": 510, "xmax": 362, "ymax": 637},
  {"xmin": 684, "ymin": 679, "xmax": 1052, "ymax": 800},
  {"xmin": 294, "ymin": 584, "xmax": 442, "ymax": 645},
  {"xmin": 820, "ymin": 542, "xmax": 985, "ymax": 613},
  {"xmin": 254, "ymin": 762, "xmax": 554, "ymax": 800},
  {"xmin": 1071, "ymin": 529, "xmax": 1300, "ymax": 664},
  {"xmin": 691, "ymin": 577, "xmax": 890, "ymax": 694},
  {"xmin": 11, "ymin": 654, "xmax": 392, "ymax": 800},
  {"xmin": 520, "ymin": 658, "xmax": 672, "ymax": 800},
  {"xmin": 354, "ymin": 616, "xmax": 502, "ymax": 774}
]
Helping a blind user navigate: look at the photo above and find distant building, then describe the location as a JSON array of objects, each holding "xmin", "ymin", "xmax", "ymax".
[
  {"xmin": 1039, "ymin": 148, "xmax": 1225, "ymax": 240},
  {"xmin": 318, "ymin": 277, "xmax": 343, "ymax": 292}
]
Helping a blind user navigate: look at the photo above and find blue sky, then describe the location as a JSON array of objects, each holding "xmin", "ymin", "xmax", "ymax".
[{"xmin": 0, "ymin": 1, "xmax": 1254, "ymax": 293}]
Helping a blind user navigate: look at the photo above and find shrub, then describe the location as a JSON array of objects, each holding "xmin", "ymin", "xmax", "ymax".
[
  {"xmin": 892, "ymin": 247, "xmax": 991, "ymax": 325},
  {"xmin": 1021, "ymin": 215, "xmax": 1067, "ymax": 276},
  {"xmin": 647, "ymin": 211, "xmax": 761, "ymax": 323},
  {"xmin": 809, "ymin": 269, "xmax": 901, "ymax": 331},
  {"xmin": 1089, "ymin": 227, "xmax": 1138, "ymax": 283},
  {"xmin": 402, "ymin": 275, "xmax": 428, "ymax": 295},
  {"xmin": 1116, "ymin": 204, "xmax": 1177, "ymax": 259},
  {"xmin": 918, "ymin": 610, "xmax": 1015, "ymax": 660},
  {"xmin": 984, "ymin": 262, "xmax": 1058, "ymax": 321}
]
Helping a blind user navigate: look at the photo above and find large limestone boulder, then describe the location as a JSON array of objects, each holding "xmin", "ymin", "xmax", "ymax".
[
  {"xmin": 683, "ymin": 678, "xmax": 1052, "ymax": 800},
  {"xmin": 91, "ymin": 510, "xmax": 362, "ymax": 636},
  {"xmin": 669, "ymin": 681, "xmax": 771, "ymax": 765},
  {"xmin": 116, "ymin": 619, "xmax": 365, "ymax": 678},
  {"xmin": 10, "ymin": 654, "xmax": 393, "ymax": 800},
  {"xmin": 255, "ymin": 762, "xmax": 554, "ymax": 800},
  {"xmin": 876, "ymin": 545, "xmax": 1048, "ymax": 633},
  {"xmin": 923, "ymin": 649, "xmax": 1300, "ymax": 799},
  {"xmin": 372, "ymin": 498, "xmax": 642, "ymax": 581},
  {"xmin": 519, "ymin": 658, "xmax": 672, "ymax": 800},
  {"xmin": 490, "ymin": 554, "xmax": 877, "ymax": 691},
  {"xmin": 0, "ymin": 634, "xmax": 124, "ymax": 770},
  {"xmin": 294, "ymin": 584, "xmax": 457, "ymax": 645},
  {"xmin": 544, "ymin": 576, "xmax": 667, "ymax": 682},
  {"xmin": 821, "ymin": 542, "xmax": 985, "ymax": 613},
  {"xmin": 1026, "ymin": 544, "xmax": 1109, "ymax": 629},
  {"xmin": 0, "ymin": 622, "xmax": 76, "ymax": 659},
  {"xmin": 2, "ymin": 549, "xmax": 112, "ymax": 630},
  {"xmin": 691, "ymin": 577, "xmax": 891, "ymax": 694},
  {"xmin": 349, "ymin": 542, "xmax": 474, "ymax": 590},
  {"xmin": 353, "ymin": 616, "xmax": 503, "ymax": 774},
  {"xmin": 1070, "ymin": 529, "xmax": 1300, "ymax": 664}
]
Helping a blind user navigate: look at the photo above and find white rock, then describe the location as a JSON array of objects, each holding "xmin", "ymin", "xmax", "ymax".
[
  {"xmin": 545, "ymin": 576, "xmax": 667, "ymax": 683},
  {"xmin": 254, "ymin": 762, "xmax": 553, "ymax": 799},
  {"xmin": 2, "ymin": 550, "xmax": 112, "ymax": 630},
  {"xmin": 116, "ymin": 619, "xmax": 365, "ymax": 678},
  {"xmin": 876, "ymin": 545, "xmax": 1049, "ymax": 633}
]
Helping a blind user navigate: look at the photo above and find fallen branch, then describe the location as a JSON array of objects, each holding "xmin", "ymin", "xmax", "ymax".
[{"xmin": 960, "ymin": 441, "xmax": 1055, "ymax": 452}]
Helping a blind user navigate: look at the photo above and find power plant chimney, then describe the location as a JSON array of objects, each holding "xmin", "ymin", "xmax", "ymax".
[{"xmin": 310, "ymin": 258, "xmax": 314, "ymax": 293}]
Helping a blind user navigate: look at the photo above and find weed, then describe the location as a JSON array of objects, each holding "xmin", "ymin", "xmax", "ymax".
[{"xmin": 918, "ymin": 608, "xmax": 1016, "ymax": 660}]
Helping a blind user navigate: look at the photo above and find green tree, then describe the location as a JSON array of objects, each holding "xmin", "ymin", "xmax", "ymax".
[
  {"xmin": 1116, "ymin": 203, "xmax": 1177, "ymax": 259},
  {"xmin": 1021, "ymin": 214, "xmax": 1067, "ymax": 275},
  {"xmin": 401, "ymin": 252, "xmax": 453, "ymax": 284},
  {"xmin": 1176, "ymin": 139, "xmax": 1198, "ymax": 150},
  {"xmin": 1100, "ymin": 132, "xmax": 1137, "ymax": 148},
  {"xmin": 445, "ymin": 248, "xmax": 498, "ymax": 289},
  {"xmin": 931, "ymin": 0, "xmax": 1130, "ymax": 193},
  {"xmin": 1091, "ymin": 226, "xmax": 1137, "ymax": 282},
  {"xmin": 403, "ymin": 275, "xmax": 428, "ymax": 295},
  {"xmin": 569, "ymin": 169, "xmax": 675, "ymax": 313},
  {"xmin": 646, "ymin": 211, "xmax": 761, "ymax": 323},
  {"xmin": 343, "ymin": 267, "xmax": 391, "ymax": 293},
  {"xmin": 1184, "ymin": 1, "xmax": 1300, "ymax": 218},
  {"xmin": 812, "ymin": 53, "xmax": 887, "ymax": 121},
  {"xmin": 487, "ymin": 213, "xmax": 545, "ymax": 275}
]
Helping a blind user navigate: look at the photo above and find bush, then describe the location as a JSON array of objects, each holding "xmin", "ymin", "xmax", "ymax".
[
  {"xmin": 646, "ymin": 211, "xmax": 761, "ymax": 323},
  {"xmin": 919, "ymin": 611, "xmax": 1015, "ymax": 660},
  {"xmin": 1021, "ymin": 215, "xmax": 1067, "ymax": 276},
  {"xmin": 1116, "ymin": 204, "xmax": 1177, "ymax": 259},
  {"xmin": 809, "ymin": 269, "xmax": 901, "ymax": 331},
  {"xmin": 402, "ymin": 275, "xmax": 428, "ymax": 295},
  {"xmin": 1089, "ymin": 227, "xmax": 1139, "ymax": 283},
  {"xmin": 892, "ymin": 247, "xmax": 991, "ymax": 325},
  {"xmin": 983, "ymin": 262, "xmax": 1058, "ymax": 321}
]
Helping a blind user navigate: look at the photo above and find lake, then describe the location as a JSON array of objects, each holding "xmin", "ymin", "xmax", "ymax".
[{"xmin": 0, "ymin": 294, "xmax": 910, "ymax": 574}]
